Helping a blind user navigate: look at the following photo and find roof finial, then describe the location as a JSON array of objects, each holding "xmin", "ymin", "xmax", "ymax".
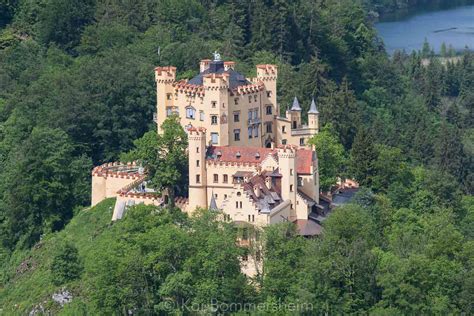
[{"xmin": 213, "ymin": 51, "xmax": 221, "ymax": 61}]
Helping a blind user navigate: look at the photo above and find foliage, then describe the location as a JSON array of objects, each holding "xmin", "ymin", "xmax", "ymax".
[
  {"xmin": 122, "ymin": 116, "xmax": 188, "ymax": 205},
  {"xmin": 50, "ymin": 242, "xmax": 83, "ymax": 286},
  {"xmin": 308, "ymin": 124, "xmax": 346, "ymax": 191},
  {"xmin": 0, "ymin": 0, "xmax": 472, "ymax": 314}
]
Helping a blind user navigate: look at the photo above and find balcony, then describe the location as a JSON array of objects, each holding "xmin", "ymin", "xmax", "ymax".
[{"xmin": 247, "ymin": 117, "xmax": 261, "ymax": 125}]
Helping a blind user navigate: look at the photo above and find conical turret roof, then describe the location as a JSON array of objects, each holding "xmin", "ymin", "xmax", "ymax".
[
  {"xmin": 290, "ymin": 96, "xmax": 302, "ymax": 111},
  {"xmin": 209, "ymin": 194, "xmax": 218, "ymax": 211},
  {"xmin": 308, "ymin": 98, "xmax": 319, "ymax": 114}
]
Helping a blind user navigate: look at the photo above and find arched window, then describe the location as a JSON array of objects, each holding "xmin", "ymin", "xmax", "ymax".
[{"xmin": 211, "ymin": 115, "xmax": 218, "ymax": 125}]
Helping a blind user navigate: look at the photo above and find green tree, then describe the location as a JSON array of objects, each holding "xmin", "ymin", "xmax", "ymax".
[
  {"xmin": 0, "ymin": 127, "xmax": 91, "ymax": 248},
  {"xmin": 123, "ymin": 116, "xmax": 188, "ymax": 207},
  {"xmin": 308, "ymin": 124, "xmax": 346, "ymax": 191},
  {"xmin": 51, "ymin": 242, "xmax": 83, "ymax": 285},
  {"xmin": 349, "ymin": 128, "xmax": 377, "ymax": 187}
]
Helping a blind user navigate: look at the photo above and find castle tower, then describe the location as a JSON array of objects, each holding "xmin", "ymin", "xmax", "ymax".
[
  {"xmin": 308, "ymin": 98, "xmax": 319, "ymax": 133},
  {"xmin": 202, "ymin": 71, "xmax": 230, "ymax": 146},
  {"xmin": 278, "ymin": 146, "xmax": 297, "ymax": 219},
  {"xmin": 287, "ymin": 97, "xmax": 302, "ymax": 129},
  {"xmin": 155, "ymin": 66, "xmax": 177, "ymax": 133},
  {"xmin": 256, "ymin": 64, "xmax": 278, "ymax": 115},
  {"xmin": 188, "ymin": 127, "xmax": 208, "ymax": 211}
]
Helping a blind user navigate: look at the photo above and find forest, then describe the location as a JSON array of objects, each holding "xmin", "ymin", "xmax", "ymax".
[{"xmin": 0, "ymin": 0, "xmax": 472, "ymax": 314}]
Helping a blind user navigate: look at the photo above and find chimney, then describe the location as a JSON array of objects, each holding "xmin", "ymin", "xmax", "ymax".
[
  {"xmin": 224, "ymin": 61, "xmax": 236, "ymax": 71},
  {"xmin": 200, "ymin": 59, "xmax": 211, "ymax": 73}
]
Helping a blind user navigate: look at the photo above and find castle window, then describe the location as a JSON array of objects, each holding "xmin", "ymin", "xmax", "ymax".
[
  {"xmin": 282, "ymin": 126, "xmax": 286, "ymax": 134},
  {"xmin": 248, "ymin": 110, "xmax": 253, "ymax": 120},
  {"xmin": 254, "ymin": 95, "xmax": 257, "ymax": 102},
  {"xmin": 290, "ymin": 184, "xmax": 293, "ymax": 192},
  {"xmin": 290, "ymin": 169, "xmax": 293, "ymax": 176},
  {"xmin": 240, "ymin": 201, "xmax": 243, "ymax": 208},
  {"xmin": 248, "ymin": 215, "xmax": 251, "ymax": 222},
  {"xmin": 196, "ymin": 147, "xmax": 199, "ymax": 153},
  {"xmin": 211, "ymin": 115, "xmax": 218, "ymax": 125},
  {"xmin": 211, "ymin": 101, "xmax": 217, "ymax": 108},
  {"xmin": 234, "ymin": 112, "xmax": 240, "ymax": 122},
  {"xmin": 266, "ymin": 122, "xmax": 272, "ymax": 133},
  {"xmin": 234, "ymin": 129, "xmax": 240, "ymax": 141},
  {"xmin": 248, "ymin": 95, "xmax": 252, "ymax": 103},
  {"xmin": 186, "ymin": 106, "xmax": 195, "ymax": 119},
  {"xmin": 234, "ymin": 98, "xmax": 239, "ymax": 105},
  {"xmin": 166, "ymin": 107, "xmax": 173, "ymax": 117},
  {"xmin": 213, "ymin": 174, "xmax": 218, "ymax": 183},
  {"xmin": 196, "ymin": 160, "xmax": 200, "ymax": 167},
  {"xmin": 298, "ymin": 176, "xmax": 303, "ymax": 187},
  {"xmin": 224, "ymin": 194, "xmax": 227, "ymax": 199},
  {"xmin": 196, "ymin": 175, "xmax": 201, "ymax": 183},
  {"xmin": 252, "ymin": 215, "xmax": 255, "ymax": 222},
  {"xmin": 266, "ymin": 105, "xmax": 272, "ymax": 115},
  {"xmin": 248, "ymin": 127, "xmax": 253, "ymax": 139},
  {"xmin": 253, "ymin": 126, "xmax": 259, "ymax": 138},
  {"xmin": 292, "ymin": 121, "xmax": 297, "ymax": 129},
  {"xmin": 199, "ymin": 111, "xmax": 205, "ymax": 121},
  {"xmin": 237, "ymin": 192, "xmax": 241, "ymax": 197},
  {"xmin": 267, "ymin": 91, "xmax": 272, "ymax": 98},
  {"xmin": 300, "ymin": 137, "xmax": 305, "ymax": 146},
  {"xmin": 166, "ymin": 93, "xmax": 172, "ymax": 100},
  {"xmin": 282, "ymin": 139, "xmax": 287, "ymax": 145},
  {"xmin": 223, "ymin": 174, "xmax": 228, "ymax": 183},
  {"xmin": 211, "ymin": 132, "xmax": 218, "ymax": 144}
]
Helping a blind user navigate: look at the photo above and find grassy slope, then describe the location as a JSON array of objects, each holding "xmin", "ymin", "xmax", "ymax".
[{"xmin": 0, "ymin": 198, "xmax": 115, "ymax": 315}]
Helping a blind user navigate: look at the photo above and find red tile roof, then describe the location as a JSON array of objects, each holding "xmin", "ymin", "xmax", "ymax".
[{"xmin": 206, "ymin": 146, "xmax": 314, "ymax": 174}]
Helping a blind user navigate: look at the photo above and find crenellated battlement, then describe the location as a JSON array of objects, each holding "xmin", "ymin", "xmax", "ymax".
[
  {"xmin": 92, "ymin": 161, "xmax": 143, "ymax": 179},
  {"xmin": 174, "ymin": 81, "xmax": 205, "ymax": 96},
  {"xmin": 233, "ymin": 82, "xmax": 264, "ymax": 95}
]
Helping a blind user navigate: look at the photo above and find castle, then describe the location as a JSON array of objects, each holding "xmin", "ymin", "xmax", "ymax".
[
  {"xmin": 91, "ymin": 54, "xmax": 326, "ymax": 236},
  {"xmin": 155, "ymin": 53, "xmax": 319, "ymax": 148}
]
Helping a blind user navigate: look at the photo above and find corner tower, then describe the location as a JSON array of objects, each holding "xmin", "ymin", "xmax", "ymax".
[
  {"xmin": 278, "ymin": 146, "xmax": 297, "ymax": 219},
  {"xmin": 155, "ymin": 66, "xmax": 176, "ymax": 133},
  {"xmin": 187, "ymin": 127, "xmax": 208, "ymax": 212}
]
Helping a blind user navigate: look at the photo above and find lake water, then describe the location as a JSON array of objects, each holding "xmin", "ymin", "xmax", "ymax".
[{"xmin": 375, "ymin": 3, "xmax": 474, "ymax": 54}]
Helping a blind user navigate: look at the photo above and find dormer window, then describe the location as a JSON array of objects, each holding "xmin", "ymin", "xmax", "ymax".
[
  {"xmin": 236, "ymin": 151, "xmax": 241, "ymax": 158},
  {"xmin": 255, "ymin": 153, "xmax": 260, "ymax": 159}
]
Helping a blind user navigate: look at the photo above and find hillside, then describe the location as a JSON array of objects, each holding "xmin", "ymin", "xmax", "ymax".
[
  {"xmin": 0, "ymin": 0, "xmax": 472, "ymax": 314},
  {"xmin": 0, "ymin": 199, "xmax": 115, "ymax": 314}
]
